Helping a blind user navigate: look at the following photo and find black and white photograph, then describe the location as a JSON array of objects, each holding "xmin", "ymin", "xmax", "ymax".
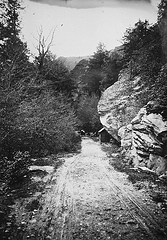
[{"xmin": 0, "ymin": 0, "xmax": 167, "ymax": 239}]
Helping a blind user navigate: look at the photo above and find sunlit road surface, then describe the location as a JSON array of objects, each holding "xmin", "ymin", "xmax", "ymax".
[{"xmin": 40, "ymin": 137, "xmax": 166, "ymax": 240}]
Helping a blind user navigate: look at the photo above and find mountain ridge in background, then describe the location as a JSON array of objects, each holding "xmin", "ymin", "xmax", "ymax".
[{"xmin": 57, "ymin": 56, "xmax": 90, "ymax": 71}]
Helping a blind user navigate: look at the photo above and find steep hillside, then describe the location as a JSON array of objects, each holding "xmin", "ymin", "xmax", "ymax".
[
  {"xmin": 70, "ymin": 59, "xmax": 89, "ymax": 82},
  {"xmin": 57, "ymin": 56, "xmax": 90, "ymax": 71}
]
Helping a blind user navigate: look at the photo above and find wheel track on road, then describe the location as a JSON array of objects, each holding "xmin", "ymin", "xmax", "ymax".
[
  {"xmin": 58, "ymin": 156, "xmax": 79, "ymax": 240},
  {"xmin": 44, "ymin": 146, "xmax": 167, "ymax": 240},
  {"xmin": 104, "ymin": 164, "xmax": 167, "ymax": 240}
]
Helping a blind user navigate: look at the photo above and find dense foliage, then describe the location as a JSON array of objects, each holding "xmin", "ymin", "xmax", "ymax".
[
  {"xmin": 101, "ymin": 46, "xmax": 123, "ymax": 90},
  {"xmin": 123, "ymin": 20, "xmax": 162, "ymax": 79},
  {"xmin": 0, "ymin": 0, "xmax": 80, "ymax": 190},
  {"xmin": 122, "ymin": 17, "xmax": 167, "ymax": 105},
  {"xmin": 78, "ymin": 43, "xmax": 109, "ymax": 97},
  {"xmin": 35, "ymin": 52, "xmax": 75, "ymax": 94},
  {"xmin": 74, "ymin": 43, "xmax": 123, "ymax": 96}
]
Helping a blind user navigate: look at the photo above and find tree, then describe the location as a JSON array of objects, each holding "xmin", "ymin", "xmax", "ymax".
[
  {"xmin": 79, "ymin": 43, "xmax": 110, "ymax": 97},
  {"xmin": 78, "ymin": 43, "xmax": 123, "ymax": 94},
  {"xmin": 0, "ymin": 0, "xmax": 21, "ymax": 49},
  {"xmin": 0, "ymin": 0, "xmax": 30, "ymax": 87},
  {"xmin": 0, "ymin": 0, "xmax": 34, "ymax": 188},
  {"xmin": 123, "ymin": 20, "xmax": 150, "ymax": 63},
  {"xmin": 36, "ymin": 52, "xmax": 75, "ymax": 94},
  {"xmin": 121, "ymin": 18, "xmax": 167, "ymax": 106},
  {"xmin": 34, "ymin": 31, "xmax": 75, "ymax": 95},
  {"xmin": 88, "ymin": 43, "xmax": 109, "ymax": 70},
  {"xmin": 0, "ymin": 0, "xmax": 30, "ymax": 159},
  {"xmin": 101, "ymin": 46, "xmax": 124, "ymax": 91},
  {"xmin": 35, "ymin": 29, "xmax": 55, "ymax": 72},
  {"xmin": 158, "ymin": 0, "xmax": 167, "ymax": 62},
  {"xmin": 123, "ymin": 20, "xmax": 162, "ymax": 81}
]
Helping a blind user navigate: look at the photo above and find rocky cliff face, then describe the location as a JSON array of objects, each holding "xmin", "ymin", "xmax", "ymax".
[
  {"xmin": 98, "ymin": 70, "xmax": 142, "ymax": 142},
  {"xmin": 119, "ymin": 102, "xmax": 167, "ymax": 174},
  {"xmin": 98, "ymin": 71, "xmax": 167, "ymax": 175}
]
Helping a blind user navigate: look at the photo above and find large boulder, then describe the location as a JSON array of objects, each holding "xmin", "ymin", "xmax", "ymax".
[{"xmin": 98, "ymin": 70, "xmax": 142, "ymax": 142}]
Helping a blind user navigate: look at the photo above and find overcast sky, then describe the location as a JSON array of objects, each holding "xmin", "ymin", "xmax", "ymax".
[{"xmin": 21, "ymin": 0, "xmax": 161, "ymax": 57}]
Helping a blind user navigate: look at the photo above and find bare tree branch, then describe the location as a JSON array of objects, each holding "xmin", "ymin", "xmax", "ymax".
[{"xmin": 35, "ymin": 27, "xmax": 56, "ymax": 71}]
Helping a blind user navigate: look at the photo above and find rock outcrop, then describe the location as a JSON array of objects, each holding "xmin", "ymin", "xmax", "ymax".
[
  {"xmin": 98, "ymin": 72, "xmax": 167, "ymax": 175},
  {"xmin": 118, "ymin": 102, "xmax": 167, "ymax": 175},
  {"xmin": 98, "ymin": 70, "xmax": 142, "ymax": 142},
  {"xmin": 131, "ymin": 101, "xmax": 167, "ymax": 174}
]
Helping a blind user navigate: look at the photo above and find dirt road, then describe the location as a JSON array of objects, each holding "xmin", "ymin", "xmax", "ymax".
[{"xmin": 32, "ymin": 137, "xmax": 166, "ymax": 240}]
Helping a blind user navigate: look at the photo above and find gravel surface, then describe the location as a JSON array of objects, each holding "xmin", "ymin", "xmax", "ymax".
[
  {"xmin": 8, "ymin": 137, "xmax": 167, "ymax": 240},
  {"xmin": 30, "ymin": 137, "xmax": 166, "ymax": 240}
]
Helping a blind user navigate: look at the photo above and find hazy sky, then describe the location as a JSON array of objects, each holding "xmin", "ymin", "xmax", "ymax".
[{"xmin": 21, "ymin": 0, "xmax": 160, "ymax": 57}]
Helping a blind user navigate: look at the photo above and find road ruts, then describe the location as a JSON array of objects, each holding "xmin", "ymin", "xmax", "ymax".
[{"xmin": 39, "ymin": 138, "xmax": 167, "ymax": 240}]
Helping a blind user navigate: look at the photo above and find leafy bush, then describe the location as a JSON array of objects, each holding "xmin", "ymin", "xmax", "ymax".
[
  {"xmin": 7, "ymin": 90, "xmax": 80, "ymax": 157},
  {"xmin": 0, "ymin": 87, "xmax": 80, "ymax": 190}
]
